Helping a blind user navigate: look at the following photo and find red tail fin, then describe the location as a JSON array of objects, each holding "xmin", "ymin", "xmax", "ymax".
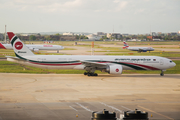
[
  {"xmin": 7, "ymin": 32, "xmax": 15, "ymax": 41},
  {"xmin": 0, "ymin": 43, "xmax": 6, "ymax": 49},
  {"xmin": 123, "ymin": 41, "xmax": 129, "ymax": 49}
]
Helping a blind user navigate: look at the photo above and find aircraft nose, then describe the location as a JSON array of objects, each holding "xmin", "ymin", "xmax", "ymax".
[
  {"xmin": 170, "ymin": 61, "xmax": 176, "ymax": 68},
  {"xmin": 172, "ymin": 62, "xmax": 176, "ymax": 67}
]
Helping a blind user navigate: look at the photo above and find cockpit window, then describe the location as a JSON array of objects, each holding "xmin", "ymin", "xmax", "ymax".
[{"xmin": 170, "ymin": 61, "xmax": 172, "ymax": 63}]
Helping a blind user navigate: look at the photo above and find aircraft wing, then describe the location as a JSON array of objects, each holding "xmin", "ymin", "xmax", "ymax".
[
  {"xmin": 79, "ymin": 60, "xmax": 108, "ymax": 68},
  {"xmin": 5, "ymin": 56, "xmax": 26, "ymax": 62}
]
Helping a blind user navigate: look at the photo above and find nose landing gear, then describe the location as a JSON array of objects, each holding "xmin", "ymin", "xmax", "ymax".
[{"xmin": 160, "ymin": 70, "xmax": 165, "ymax": 76}]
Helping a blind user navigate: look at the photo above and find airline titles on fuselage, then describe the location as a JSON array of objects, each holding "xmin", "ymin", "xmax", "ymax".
[{"xmin": 115, "ymin": 58, "xmax": 151, "ymax": 61}]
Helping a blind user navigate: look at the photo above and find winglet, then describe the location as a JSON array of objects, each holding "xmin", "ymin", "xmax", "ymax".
[
  {"xmin": 0, "ymin": 43, "xmax": 6, "ymax": 49},
  {"xmin": 7, "ymin": 32, "xmax": 15, "ymax": 41}
]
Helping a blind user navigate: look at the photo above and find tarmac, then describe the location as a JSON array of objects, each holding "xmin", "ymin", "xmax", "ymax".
[{"xmin": 0, "ymin": 73, "xmax": 180, "ymax": 120}]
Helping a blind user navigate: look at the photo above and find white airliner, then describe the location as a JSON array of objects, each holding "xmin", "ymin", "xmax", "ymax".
[
  {"xmin": 123, "ymin": 41, "xmax": 154, "ymax": 52},
  {"xmin": 6, "ymin": 32, "xmax": 176, "ymax": 76},
  {"xmin": 0, "ymin": 43, "xmax": 64, "ymax": 52}
]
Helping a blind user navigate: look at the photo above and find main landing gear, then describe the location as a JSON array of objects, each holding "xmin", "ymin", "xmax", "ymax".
[
  {"xmin": 160, "ymin": 70, "xmax": 164, "ymax": 76},
  {"xmin": 84, "ymin": 72, "xmax": 98, "ymax": 76}
]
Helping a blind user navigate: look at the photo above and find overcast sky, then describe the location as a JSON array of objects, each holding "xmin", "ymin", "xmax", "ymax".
[{"xmin": 0, "ymin": 0, "xmax": 180, "ymax": 34}]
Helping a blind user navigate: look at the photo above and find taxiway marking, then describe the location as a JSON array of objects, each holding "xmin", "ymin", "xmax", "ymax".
[
  {"xmin": 76, "ymin": 103, "xmax": 93, "ymax": 112},
  {"xmin": 100, "ymin": 102, "xmax": 122, "ymax": 113},
  {"xmin": 69, "ymin": 106, "xmax": 78, "ymax": 111}
]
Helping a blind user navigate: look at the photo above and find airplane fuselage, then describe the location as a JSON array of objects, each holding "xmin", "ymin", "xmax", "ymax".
[
  {"xmin": 0, "ymin": 43, "xmax": 64, "ymax": 51},
  {"xmin": 8, "ymin": 55, "xmax": 175, "ymax": 71},
  {"xmin": 127, "ymin": 47, "xmax": 154, "ymax": 52}
]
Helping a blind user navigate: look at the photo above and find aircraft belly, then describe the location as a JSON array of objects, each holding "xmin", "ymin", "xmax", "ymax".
[{"xmin": 27, "ymin": 63, "xmax": 77, "ymax": 69}]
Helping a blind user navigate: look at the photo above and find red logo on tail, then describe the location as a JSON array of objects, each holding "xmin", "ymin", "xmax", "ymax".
[
  {"xmin": 15, "ymin": 42, "xmax": 23, "ymax": 50},
  {"xmin": 116, "ymin": 68, "xmax": 119, "ymax": 72}
]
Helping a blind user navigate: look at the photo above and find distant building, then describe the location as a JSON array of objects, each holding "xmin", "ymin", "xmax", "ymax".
[
  {"xmin": 157, "ymin": 32, "xmax": 163, "ymax": 36},
  {"xmin": 49, "ymin": 35, "xmax": 60, "ymax": 40},
  {"xmin": 153, "ymin": 39, "xmax": 161, "ymax": 41},
  {"xmin": 97, "ymin": 32, "xmax": 106, "ymax": 36},
  {"xmin": 171, "ymin": 32, "xmax": 177, "ymax": 36},
  {"xmin": 60, "ymin": 35, "xmax": 76, "ymax": 41},
  {"xmin": 107, "ymin": 33, "xmax": 122, "ymax": 39},
  {"xmin": 147, "ymin": 36, "xmax": 162, "ymax": 41},
  {"xmin": 151, "ymin": 32, "xmax": 157, "ymax": 36},
  {"xmin": 147, "ymin": 36, "xmax": 153, "ymax": 40},
  {"xmin": 122, "ymin": 34, "xmax": 129, "ymax": 37},
  {"xmin": 19, "ymin": 33, "xmax": 40, "ymax": 36},
  {"xmin": 127, "ymin": 39, "xmax": 141, "ymax": 41},
  {"xmin": 86, "ymin": 34, "xmax": 101, "ymax": 40},
  {"xmin": 63, "ymin": 32, "xmax": 74, "ymax": 36}
]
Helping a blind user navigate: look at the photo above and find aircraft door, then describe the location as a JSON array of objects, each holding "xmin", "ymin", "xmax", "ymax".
[{"xmin": 160, "ymin": 59, "xmax": 164, "ymax": 65}]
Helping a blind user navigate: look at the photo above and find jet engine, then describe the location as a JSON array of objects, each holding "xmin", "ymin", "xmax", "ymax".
[
  {"xmin": 106, "ymin": 65, "xmax": 123, "ymax": 75},
  {"xmin": 138, "ymin": 49, "xmax": 147, "ymax": 53}
]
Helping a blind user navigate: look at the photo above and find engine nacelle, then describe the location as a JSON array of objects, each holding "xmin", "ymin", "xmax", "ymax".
[{"xmin": 106, "ymin": 65, "xmax": 123, "ymax": 75}]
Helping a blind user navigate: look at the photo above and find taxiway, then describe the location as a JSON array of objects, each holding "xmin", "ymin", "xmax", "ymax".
[{"xmin": 0, "ymin": 73, "xmax": 180, "ymax": 120}]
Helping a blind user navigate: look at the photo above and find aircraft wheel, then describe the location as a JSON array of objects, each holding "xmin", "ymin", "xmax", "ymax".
[
  {"xmin": 88, "ymin": 73, "xmax": 91, "ymax": 76},
  {"xmin": 160, "ymin": 70, "xmax": 164, "ymax": 76},
  {"xmin": 160, "ymin": 73, "xmax": 164, "ymax": 76},
  {"xmin": 94, "ymin": 73, "xmax": 98, "ymax": 76},
  {"xmin": 84, "ymin": 72, "xmax": 87, "ymax": 75}
]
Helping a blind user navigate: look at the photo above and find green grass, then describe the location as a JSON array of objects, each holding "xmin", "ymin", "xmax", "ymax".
[
  {"xmin": 0, "ymin": 60, "xmax": 179, "ymax": 74},
  {"xmin": 63, "ymin": 48, "xmax": 77, "ymax": 50},
  {"xmin": 96, "ymin": 47, "xmax": 122, "ymax": 51}
]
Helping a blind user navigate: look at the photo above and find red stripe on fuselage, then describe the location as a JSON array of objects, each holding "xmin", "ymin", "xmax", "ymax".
[
  {"xmin": 29, "ymin": 62, "xmax": 82, "ymax": 66},
  {"xmin": 97, "ymin": 62, "xmax": 111, "ymax": 63},
  {"xmin": 28, "ymin": 61, "xmax": 159, "ymax": 70}
]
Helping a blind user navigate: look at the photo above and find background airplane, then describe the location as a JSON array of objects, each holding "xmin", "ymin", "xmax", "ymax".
[
  {"xmin": 123, "ymin": 41, "xmax": 154, "ymax": 53},
  {"xmin": 6, "ymin": 32, "xmax": 176, "ymax": 76},
  {"xmin": 0, "ymin": 43, "xmax": 64, "ymax": 53}
]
